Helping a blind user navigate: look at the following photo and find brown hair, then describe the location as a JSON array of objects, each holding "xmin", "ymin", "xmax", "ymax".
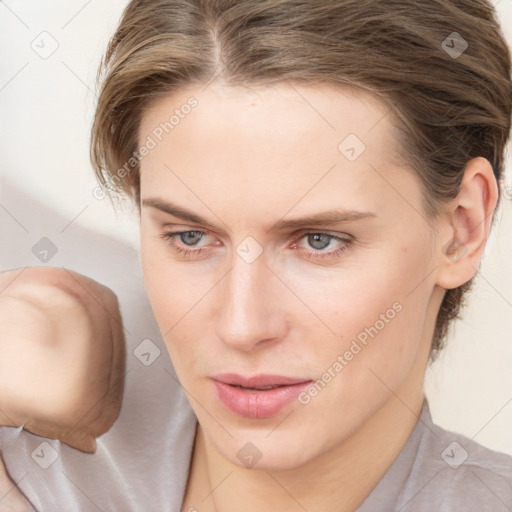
[{"xmin": 90, "ymin": 0, "xmax": 512, "ymax": 357}]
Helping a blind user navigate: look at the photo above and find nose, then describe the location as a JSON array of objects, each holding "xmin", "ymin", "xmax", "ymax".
[{"xmin": 214, "ymin": 253, "xmax": 288, "ymax": 352}]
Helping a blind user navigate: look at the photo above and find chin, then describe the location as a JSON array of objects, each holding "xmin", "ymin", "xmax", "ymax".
[{"xmin": 209, "ymin": 425, "xmax": 326, "ymax": 472}]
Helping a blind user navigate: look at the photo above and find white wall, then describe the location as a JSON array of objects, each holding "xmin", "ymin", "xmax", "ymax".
[{"xmin": 1, "ymin": 0, "xmax": 512, "ymax": 455}]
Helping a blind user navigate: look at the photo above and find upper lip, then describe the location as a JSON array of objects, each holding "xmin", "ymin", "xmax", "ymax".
[{"xmin": 211, "ymin": 373, "xmax": 312, "ymax": 388}]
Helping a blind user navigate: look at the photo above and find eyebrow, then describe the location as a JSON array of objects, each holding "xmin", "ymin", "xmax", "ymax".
[{"xmin": 142, "ymin": 198, "xmax": 377, "ymax": 231}]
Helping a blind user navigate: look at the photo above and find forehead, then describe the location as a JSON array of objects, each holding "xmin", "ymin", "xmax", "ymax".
[
  {"xmin": 138, "ymin": 82, "xmax": 419, "ymax": 225},
  {"xmin": 139, "ymin": 81, "xmax": 396, "ymax": 150}
]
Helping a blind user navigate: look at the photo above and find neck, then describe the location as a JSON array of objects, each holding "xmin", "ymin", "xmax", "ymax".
[{"xmin": 183, "ymin": 378, "xmax": 425, "ymax": 512}]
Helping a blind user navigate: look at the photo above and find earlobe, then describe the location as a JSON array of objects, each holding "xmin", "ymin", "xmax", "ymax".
[{"xmin": 436, "ymin": 157, "xmax": 498, "ymax": 290}]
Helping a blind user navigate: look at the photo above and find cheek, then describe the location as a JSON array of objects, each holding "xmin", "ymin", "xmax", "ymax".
[
  {"xmin": 141, "ymin": 234, "xmax": 197, "ymax": 321},
  {"xmin": 291, "ymin": 279, "xmax": 429, "ymax": 449},
  {"xmin": 140, "ymin": 234, "xmax": 218, "ymax": 366},
  {"xmin": 285, "ymin": 246, "xmax": 426, "ymax": 337},
  {"xmin": 140, "ymin": 236, "xmax": 186, "ymax": 341},
  {"xmin": 284, "ymin": 240, "xmax": 433, "ymax": 387}
]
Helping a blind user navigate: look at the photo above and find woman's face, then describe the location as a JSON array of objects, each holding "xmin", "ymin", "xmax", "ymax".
[{"xmin": 139, "ymin": 82, "xmax": 445, "ymax": 470}]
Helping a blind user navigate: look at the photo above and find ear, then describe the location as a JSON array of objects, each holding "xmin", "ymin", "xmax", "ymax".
[{"xmin": 436, "ymin": 157, "xmax": 499, "ymax": 290}]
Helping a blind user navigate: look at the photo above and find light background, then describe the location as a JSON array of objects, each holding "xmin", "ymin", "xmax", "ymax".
[{"xmin": 1, "ymin": 0, "xmax": 512, "ymax": 456}]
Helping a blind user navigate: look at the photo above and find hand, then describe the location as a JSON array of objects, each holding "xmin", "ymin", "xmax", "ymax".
[
  {"xmin": 0, "ymin": 454, "xmax": 36, "ymax": 511},
  {"xmin": 0, "ymin": 267, "xmax": 126, "ymax": 453}
]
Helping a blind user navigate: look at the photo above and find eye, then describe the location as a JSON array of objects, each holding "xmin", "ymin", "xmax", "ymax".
[
  {"xmin": 306, "ymin": 233, "xmax": 335, "ymax": 250},
  {"xmin": 159, "ymin": 230, "xmax": 213, "ymax": 258},
  {"xmin": 292, "ymin": 232, "xmax": 352, "ymax": 260},
  {"xmin": 172, "ymin": 231, "xmax": 205, "ymax": 246}
]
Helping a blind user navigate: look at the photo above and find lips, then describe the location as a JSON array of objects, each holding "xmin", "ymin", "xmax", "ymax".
[{"xmin": 211, "ymin": 373, "xmax": 312, "ymax": 419}]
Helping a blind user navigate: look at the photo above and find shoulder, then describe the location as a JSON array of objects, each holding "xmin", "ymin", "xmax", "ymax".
[
  {"xmin": 399, "ymin": 403, "xmax": 512, "ymax": 511},
  {"xmin": 359, "ymin": 401, "xmax": 512, "ymax": 512}
]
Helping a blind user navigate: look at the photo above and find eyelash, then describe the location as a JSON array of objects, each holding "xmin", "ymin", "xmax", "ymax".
[{"xmin": 158, "ymin": 230, "xmax": 352, "ymax": 261}]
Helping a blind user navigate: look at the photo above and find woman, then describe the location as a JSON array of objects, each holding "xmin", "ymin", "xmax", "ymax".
[{"xmin": 1, "ymin": 0, "xmax": 512, "ymax": 510}]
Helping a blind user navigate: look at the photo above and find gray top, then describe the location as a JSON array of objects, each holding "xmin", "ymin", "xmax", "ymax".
[
  {"xmin": 2, "ymin": 394, "xmax": 511, "ymax": 511},
  {"xmin": 358, "ymin": 401, "xmax": 512, "ymax": 511}
]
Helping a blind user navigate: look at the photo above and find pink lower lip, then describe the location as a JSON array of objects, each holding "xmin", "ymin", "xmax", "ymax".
[{"xmin": 211, "ymin": 379, "xmax": 312, "ymax": 419}]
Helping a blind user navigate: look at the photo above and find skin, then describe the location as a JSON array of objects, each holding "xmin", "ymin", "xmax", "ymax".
[
  {"xmin": 138, "ymin": 82, "xmax": 497, "ymax": 511},
  {"xmin": 0, "ymin": 267, "xmax": 126, "ymax": 511},
  {"xmin": 0, "ymin": 268, "xmax": 125, "ymax": 454}
]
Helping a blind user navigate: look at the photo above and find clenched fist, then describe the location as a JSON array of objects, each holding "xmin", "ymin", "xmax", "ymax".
[{"xmin": 0, "ymin": 267, "xmax": 125, "ymax": 453}]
